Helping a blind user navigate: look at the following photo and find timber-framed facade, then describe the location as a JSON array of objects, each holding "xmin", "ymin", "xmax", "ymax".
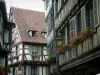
[{"xmin": 45, "ymin": 0, "xmax": 100, "ymax": 75}]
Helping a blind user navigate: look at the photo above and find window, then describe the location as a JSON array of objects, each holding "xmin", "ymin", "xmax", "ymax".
[
  {"xmin": 41, "ymin": 32, "xmax": 47, "ymax": 39},
  {"xmin": 46, "ymin": 12, "xmax": 53, "ymax": 33},
  {"xmin": 48, "ymin": 42, "xmax": 56, "ymax": 56},
  {"xmin": 0, "ymin": 11, "xmax": 3, "ymax": 33},
  {"xmin": 0, "ymin": 57, "xmax": 5, "ymax": 66},
  {"xmin": 61, "ymin": 28, "xmax": 65, "ymax": 43},
  {"xmin": 45, "ymin": 0, "xmax": 50, "ymax": 9},
  {"xmin": 93, "ymin": 0, "xmax": 99, "ymax": 27},
  {"xmin": 86, "ymin": 1, "xmax": 93, "ymax": 30},
  {"xmin": 67, "ymin": 24, "xmax": 70, "ymax": 44},
  {"xmin": 26, "ymin": 66, "xmax": 31, "ymax": 75},
  {"xmin": 10, "ymin": 11, "xmax": 15, "ymax": 23},
  {"xmin": 43, "ymin": 46, "xmax": 47, "ymax": 55},
  {"xmin": 29, "ymin": 46, "xmax": 38, "ymax": 55},
  {"xmin": 55, "ymin": 0, "xmax": 58, "ymax": 15},
  {"xmin": 31, "ymin": 67, "xmax": 37, "ymax": 75},
  {"xmin": 70, "ymin": 17, "xmax": 77, "ymax": 39},
  {"xmin": 0, "ymin": 12, "xmax": 3, "ymax": 46},
  {"xmin": 26, "ymin": 66, "xmax": 38, "ymax": 75},
  {"xmin": 77, "ymin": 11, "xmax": 82, "ymax": 33},
  {"xmin": 4, "ymin": 29, "xmax": 9, "ymax": 43},
  {"xmin": 28, "ymin": 30, "xmax": 36, "ymax": 37},
  {"xmin": 48, "ymin": 44, "xmax": 53, "ymax": 55}
]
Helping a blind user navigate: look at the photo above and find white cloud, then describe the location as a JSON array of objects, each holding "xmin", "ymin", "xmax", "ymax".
[{"xmin": 5, "ymin": 0, "xmax": 44, "ymax": 13}]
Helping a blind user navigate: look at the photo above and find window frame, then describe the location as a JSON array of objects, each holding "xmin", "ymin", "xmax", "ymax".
[
  {"xmin": 41, "ymin": 32, "xmax": 47, "ymax": 39},
  {"xmin": 28, "ymin": 30, "xmax": 36, "ymax": 37},
  {"xmin": 85, "ymin": 1, "xmax": 93, "ymax": 30},
  {"xmin": 76, "ymin": 11, "xmax": 82, "ymax": 34}
]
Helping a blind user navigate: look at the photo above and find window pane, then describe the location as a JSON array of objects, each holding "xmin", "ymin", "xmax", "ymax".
[
  {"xmin": 77, "ymin": 12, "xmax": 82, "ymax": 33},
  {"xmin": 4, "ymin": 29, "xmax": 9, "ymax": 43},
  {"xmin": 0, "ymin": 57, "xmax": 5, "ymax": 66},
  {"xmin": 86, "ymin": 1, "xmax": 93, "ymax": 30}
]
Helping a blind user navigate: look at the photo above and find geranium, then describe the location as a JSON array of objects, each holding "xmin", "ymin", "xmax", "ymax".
[
  {"xmin": 70, "ymin": 36, "xmax": 81, "ymax": 46},
  {"xmin": 79, "ymin": 27, "xmax": 93, "ymax": 41},
  {"xmin": 56, "ymin": 44, "xmax": 70, "ymax": 55},
  {"xmin": 70, "ymin": 27, "xmax": 93, "ymax": 47}
]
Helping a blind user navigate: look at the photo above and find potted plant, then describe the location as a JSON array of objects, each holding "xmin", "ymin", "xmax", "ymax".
[{"xmin": 45, "ymin": 56, "xmax": 56, "ymax": 64}]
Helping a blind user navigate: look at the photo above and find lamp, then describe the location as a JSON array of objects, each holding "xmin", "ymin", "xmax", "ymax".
[{"xmin": 56, "ymin": 38, "xmax": 62, "ymax": 46}]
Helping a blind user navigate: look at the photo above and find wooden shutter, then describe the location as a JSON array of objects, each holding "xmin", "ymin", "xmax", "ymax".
[
  {"xmin": 93, "ymin": 0, "xmax": 99, "ymax": 27},
  {"xmin": 81, "ymin": 6, "xmax": 86, "ymax": 29}
]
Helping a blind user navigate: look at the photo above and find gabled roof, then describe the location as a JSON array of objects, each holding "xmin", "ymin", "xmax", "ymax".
[{"xmin": 11, "ymin": 7, "xmax": 47, "ymax": 44}]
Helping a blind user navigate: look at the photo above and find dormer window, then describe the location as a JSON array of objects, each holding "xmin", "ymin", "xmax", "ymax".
[
  {"xmin": 41, "ymin": 32, "xmax": 47, "ymax": 39},
  {"xmin": 28, "ymin": 30, "xmax": 36, "ymax": 37}
]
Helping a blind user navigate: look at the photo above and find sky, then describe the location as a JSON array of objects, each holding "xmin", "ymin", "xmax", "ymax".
[{"xmin": 5, "ymin": 0, "xmax": 45, "ymax": 13}]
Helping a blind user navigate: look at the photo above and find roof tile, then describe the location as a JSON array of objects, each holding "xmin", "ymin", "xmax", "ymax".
[{"xmin": 11, "ymin": 7, "xmax": 47, "ymax": 44}]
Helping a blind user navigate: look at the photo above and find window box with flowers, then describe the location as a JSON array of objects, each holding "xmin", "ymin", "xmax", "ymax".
[
  {"xmin": 70, "ymin": 36, "xmax": 81, "ymax": 47},
  {"xmin": 70, "ymin": 27, "xmax": 93, "ymax": 47},
  {"xmin": 79, "ymin": 27, "xmax": 93, "ymax": 41},
  {"xmin": 56, "ymin": 44, "xmax": 70, "ymax": 55},
  {"xmin": 45, "ymin": 56, "xmax": 56, "ymax": 64}
]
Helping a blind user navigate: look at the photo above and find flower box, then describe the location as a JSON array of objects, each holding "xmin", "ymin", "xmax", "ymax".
[
  {"xmin": 56, "ymin": 44, "xmax": 70, "ymax": 55},
  {"xmin": 70, "ymin": 36, "xmax": 81, "ymax": 47},
  {"xmin": 70, "ymin": 27, "xmax": 93, "ymax": 47},
  {"xmin": 79, "ymin": 27, "xmax": 93, "ymax": 41}
]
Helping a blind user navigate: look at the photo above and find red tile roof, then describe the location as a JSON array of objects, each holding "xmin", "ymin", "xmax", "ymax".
[{"xmin": 11, "ymin": 7, "xmax": 47, "ymax": 44}]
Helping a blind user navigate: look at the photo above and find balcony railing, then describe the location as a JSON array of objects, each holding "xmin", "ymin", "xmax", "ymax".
[
  {"xmin": 3, "ymin": 43, "xmax": 10, "ymax": 51},
  {"xmin": 58, "ymin": 25, "xmax": 100, "ymax": 66},
  {"xmin": 55, "ymin": 0, "xmax": 78, "ymax": 29},
  {"xmin": 8, "ymin": 54, "xmax": 50, "ymax": 65}
]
